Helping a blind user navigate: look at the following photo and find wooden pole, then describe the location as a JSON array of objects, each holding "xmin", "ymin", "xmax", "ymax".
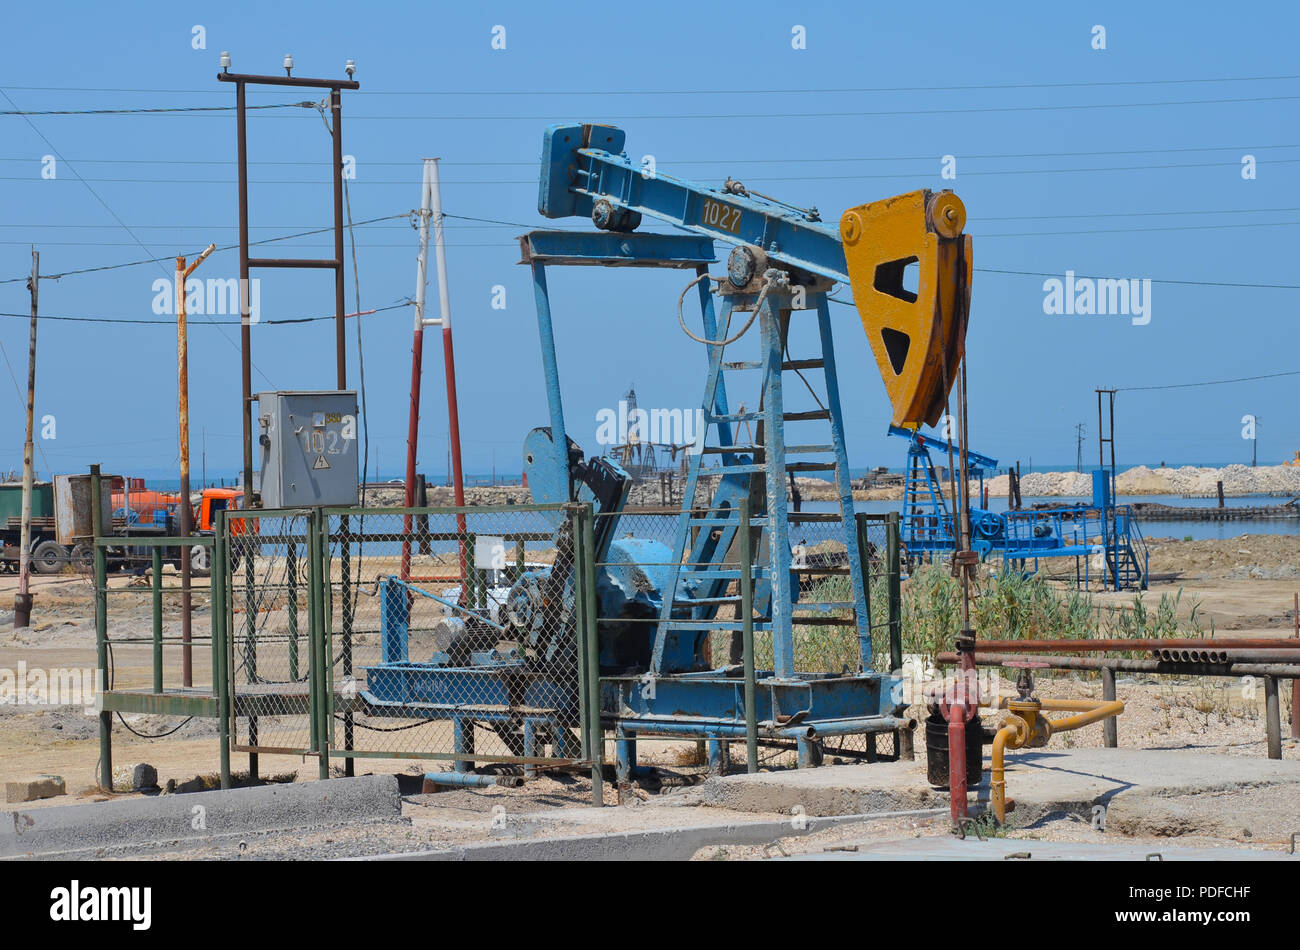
[
  {"xmin": 13, "ymin": 249, "xmax": 38, "ymax": 629},
  {"xmin": 177, "ymin": 244, "xmax": 215, "ymax": 687}
]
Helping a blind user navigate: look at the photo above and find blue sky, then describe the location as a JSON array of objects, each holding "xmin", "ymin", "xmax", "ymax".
[{"xmin": 1, "ymin": 0, "xmax": 1297, "ymax": 483}]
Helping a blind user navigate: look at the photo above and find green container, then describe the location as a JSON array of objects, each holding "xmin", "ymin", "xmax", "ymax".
[{"xmin": 0, "ymin": 482, "xmax": 54, "ymax": 524}]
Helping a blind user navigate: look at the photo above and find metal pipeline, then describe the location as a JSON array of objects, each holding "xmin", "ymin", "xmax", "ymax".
[
  {"xmin": 1156, "ymin": 649, "xmax": 1300, "ymax": 665},
  {"xmin": 938, "ymin": 652, "xmax": 1300, "ymax": 679},
  {"xmin": 971, "ymin": 638, "xmax": 1300, "ymax": 653},
  {"xmin": 422, "ymin": 771, "xmax": 523, "ymax": 790},
  {"xmin": 990, "ymin": 697, "xmax": 1123, "ymax": 823},
  {"xmin": 617, "ymin": 716, "xmax": 914, "ymax": 742}
]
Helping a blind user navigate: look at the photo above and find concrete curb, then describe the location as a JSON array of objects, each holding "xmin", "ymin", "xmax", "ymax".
[
  {"xmin": 1, "ymin": 774, "xmax": 403, "ymax": 859},
  {"xmin": 365, "ymin": 808, "xmax": 945, "ymax": 861}
]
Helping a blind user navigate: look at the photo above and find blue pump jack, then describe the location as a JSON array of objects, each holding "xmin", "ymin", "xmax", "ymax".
[{"xmin": 361, "ymin": 123, "xmax": 980, "ymax": 777}]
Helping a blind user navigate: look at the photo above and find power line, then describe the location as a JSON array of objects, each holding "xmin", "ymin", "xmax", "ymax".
[
  {"xmin": 2, "ymin": 142, "xmax": 1296, "ymax": 166},
  {"xmin": 6, "ymin": 217, "xmax": 1300, "ymax": 252},
  {"xmin": 10, "ymin": 92, "xmax": 1295, "ymax": 121},
  {"xmin": 0, "ymin": 213, "xmax": 411, "ymax": 284},
  {"xmin": 5, "ymin": 71, "xmax": 1298, "ymax": 96},
  {"xmin": 6, "ymin": 206, "xmax": 1298, "ymax": 232},
  {"xmin": 975, "ymin": 268, "xmax": 1300, "ymax": 290},
  {"xmin": 0, "ymin": 101, "xmax": 314, "ymax": 116},
  {"xmin": 0, "ymin": 302, "xmax": 409, "ymax": 327},
  {"xmin": 1117, "ymin": 370, "xmax": 1300, "ymax": 392},
  {"xmin": 0, "ymin": 84, "xmax": 282, "ymax": 388},
  {"xmin": 299, "ymin": 93, "xmax": 1300, "ymax": 120},
  {"xmin": 7, "ymin": 156, "xmax": 1293, "ymax": 187}
]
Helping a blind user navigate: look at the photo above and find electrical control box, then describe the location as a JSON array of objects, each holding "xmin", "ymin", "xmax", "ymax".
[{"xmin": 255, "ymin": 390, "xmax": 359, "ymax": 508}]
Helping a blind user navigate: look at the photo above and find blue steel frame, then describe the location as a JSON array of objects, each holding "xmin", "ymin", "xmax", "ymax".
[
  {"xmin": 521, "ymin": 227, "xmax": 900, "ymax": 769},
  {"xmin": 539, "ymin": 124, "xmax": 852, "ymax": 283}
]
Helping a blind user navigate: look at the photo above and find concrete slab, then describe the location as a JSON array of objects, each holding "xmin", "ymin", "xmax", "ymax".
[
  {"xmin": 683, "ymin": 749, "xmax": 1300, "ymax": 840},
  {"xmin": 0, "ymin": 773, "xmax": 403, "ymax": 858},
  {"xmin": 5, "ymin": 775, "xmax": 65, "ymax": 803}
]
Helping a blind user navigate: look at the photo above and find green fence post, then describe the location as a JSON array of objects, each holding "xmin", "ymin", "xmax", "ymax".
[
  {"xmin": 151, "ymin": 546, "xmax": 164, "ymax": 693},
  {"xmin": 338, "ymin": 511, "xmax": 354, "ymax": 778},
  {"xmin": 571, "ymin": 507, "xmax": 590, "ymax": 770},
  {"xmin": 91, "ymin": 465, "xmax": 113, "ymax": 791},
  {"xmin": 579, "ymin": 505, "xmax": 604, "ymax": 805},
  {"xmin": 855, "ymin": 512, "xmax": 873, "ymax": 673},
  {"xmin": 739, "ymin": 498, "xmax": 758, "ymax": 774},
  {"xmin": 306, "ymin": 515, "xmax": 320, "ymax": 760},
  {"xmin": 243, "ymin": 506, "xmax": 258, "ymax": 782},
  {"xmin": 321, "ymin": 510, "xmax": 334, "ymax": 778},
  {"xmin": 886, "ymin": 510, "xmax": 903, "ymax": 673},
  {"xmin": 287, "ymin": 540, "xmax": 299, "ymax": 682}
]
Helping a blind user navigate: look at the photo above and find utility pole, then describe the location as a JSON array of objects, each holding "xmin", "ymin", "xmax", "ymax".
[
  {"xmin": 1251, "ymin": 415, "xmax": 1259, "ymax": 467},
  {"xmin": 1074, "ymin": 422, "xmax": 1085, "ymax": 473},
  {"xmin": 401, "ymin": 159, "xmax": 467, "ymax": 583},
  {"xmin": 13, "ymin": 249, "xmax": 38, "ymax": 629},
  {"xmin": 176, "ymin": 243, "xmax": 216, "ymax": 687}
]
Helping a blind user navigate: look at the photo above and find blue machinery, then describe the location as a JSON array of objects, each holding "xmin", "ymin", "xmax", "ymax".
[
  {"xmin": 364, "ymin": 123, "xmax": 975, "ymax": 776},
  {"xmin": 892, "ymin": 424, "xmax": 1148, "ymax": 589}
]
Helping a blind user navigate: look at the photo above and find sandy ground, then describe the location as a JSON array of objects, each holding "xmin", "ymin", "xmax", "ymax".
[{"xmin": 0, "ymin": 535, "xmax": 1296, "ymax": 857}]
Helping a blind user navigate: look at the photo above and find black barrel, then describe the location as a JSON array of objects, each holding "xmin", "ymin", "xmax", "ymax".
[{"xmin": 925, "ymin": 711, "xmax": 984, "ymax": 790}]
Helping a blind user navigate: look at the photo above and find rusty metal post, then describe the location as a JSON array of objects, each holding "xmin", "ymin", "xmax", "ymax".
[
  {"xmin": 218, "ymin": 68, "xmax": 359, "ymax": 505},
  {"xmin": 1264, "ymin": 675, "xmax": 1281, "ymax": 760},
  {"xmin": 235, "ymin": 78, "xmax": 253, "ymax": 505},
  {"xmin": 1293, "ymin": 592, "xmax": 1299, "ymax": 740},
  {"xmin": 91, "ymin": 464, "xmax": 112, "ymax": 790},
  {"xmin": 429, "ymin": 159, "xmax": 469, "ymax": 587},
  {"xmin": 401, "ymin": 160, "xmax": 434, "ymax": 581},
  {"xmin": 14, "ymin": 249, "xmax": 38, "ymax": 629},
  {"xmin": 1102, "ymin": 665, "xmax": 1118, "ymax": 748},
  {"xmin": 176, "ymin": 244, "xmax": 215, "ymax": 688}
]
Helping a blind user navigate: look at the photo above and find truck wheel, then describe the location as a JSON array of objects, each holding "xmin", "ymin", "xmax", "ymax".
[
  {"xmin": 189, "ymin": 543, "xmax": 211, "ymax": 577},
  {"xmin": 70, "ymin": 543, "xmax": 93, "ymax": 573},
  {"xmin": 32, "ymin": 540, "xmax": 68, "ymax": 575}
]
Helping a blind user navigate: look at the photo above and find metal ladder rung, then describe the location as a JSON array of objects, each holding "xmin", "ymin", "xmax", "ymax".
[
  {"xmin": 721, "ymin": 360, "xmax": 763, "ymax": 371},
  {"xmin": 793, "ymin": 601, "xmax": 857, "ymax": 612},
  {"xmin": 684, "ymin": 568, "xmax": 769, "ymax": 580},
  {"xmin": 700, "ymin": 443, "xmax": 833, "ymax": 456},
  {"xmin": 786, "ymin": 461, "xmax": 836, "ymax": 473},
  {"xmin": 791, "ymin": 564, "xmax": 850, "ymax": 574},
  {"xmin": 783, "ymin": 410, "xmax": 831, "ymax": 422},
  {"xmin": 782, "ymin": 358, "xmax": 825, "ymax": 371},
  {"xmin": 661, "ymin": 620, "xmax": 772, "ymax": 631},
  {"xmin": 708, "ymin": 411, "xmax": 761, "ymax": 424},
  {"xmin": 788, "ymin": 511, "xmax": 843, "ymax": 523},
  {"xmin": 792, "ymin": 615, "xmax": 858, "ymax": 627},
  {"xmin": 673, "ymin": 595, "xmax": 740, "ymax": 607}
]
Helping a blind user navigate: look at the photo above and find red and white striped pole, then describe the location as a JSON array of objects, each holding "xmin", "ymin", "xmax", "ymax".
[{"xmin": 402, "ymin": 158, "xmax": 467, "ymax": 584}]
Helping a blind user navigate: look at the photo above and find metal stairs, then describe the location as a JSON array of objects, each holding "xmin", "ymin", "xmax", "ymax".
[{"xmin": 649, "ymin": 287, "xmax": 871, "ymax": 678}]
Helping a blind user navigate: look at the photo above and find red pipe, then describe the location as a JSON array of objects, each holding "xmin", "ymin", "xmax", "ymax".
[
  {"xmin": 400, "ymin": 326, "xmax": 424, "ymax": 582},
  {"xmin": 442, "ymin": 325, "xmax": 468, "ymax": 586},
  {"xmin": 943, "ymin": 648, "xmax": 978, "ymax": 824}
]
